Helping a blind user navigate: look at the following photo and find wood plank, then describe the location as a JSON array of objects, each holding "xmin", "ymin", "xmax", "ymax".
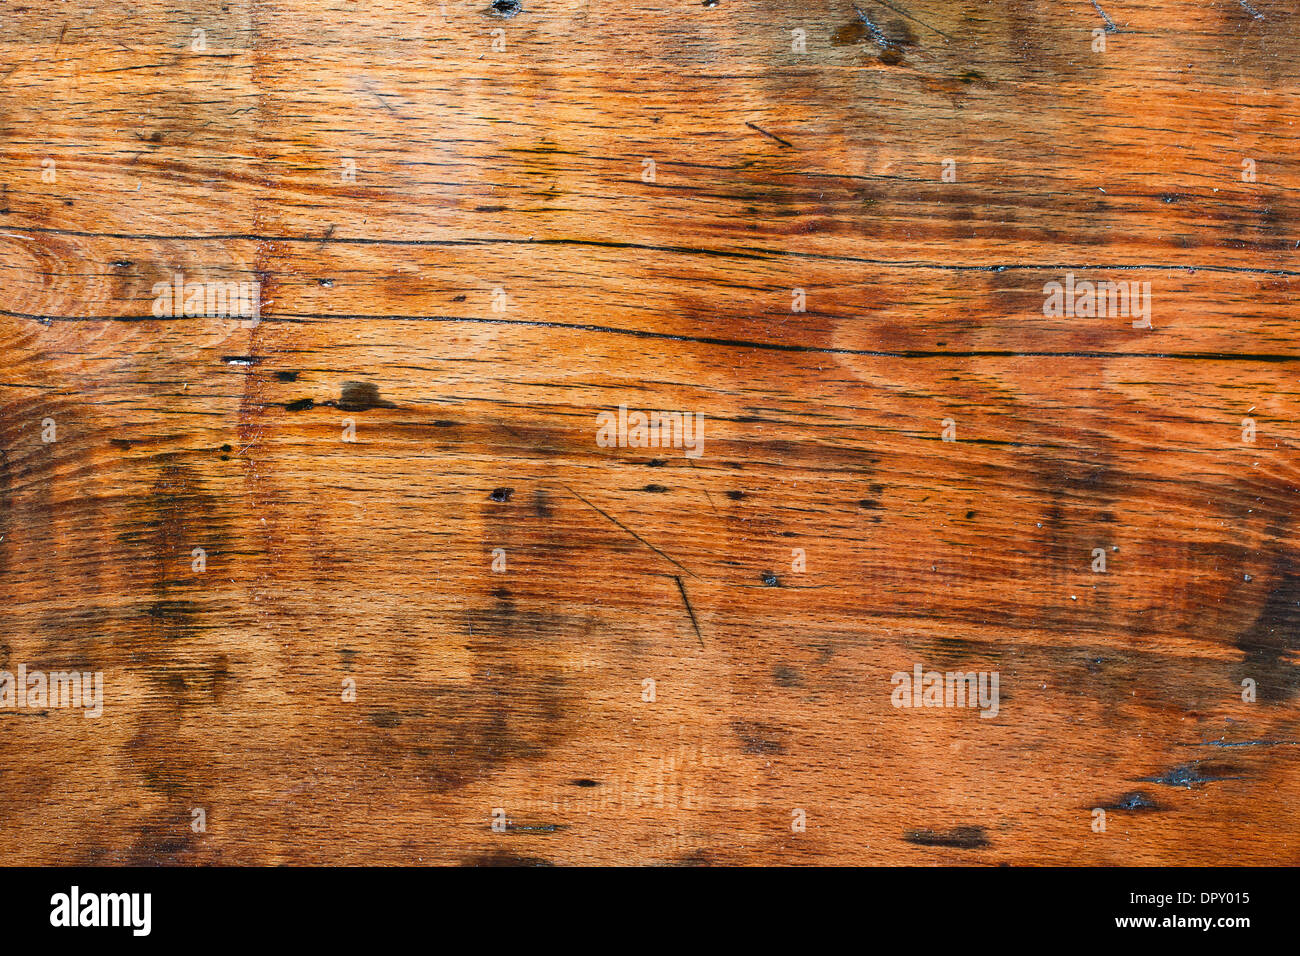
[{"xmin": 0, "ymin": 0, "xmax": 1297, "ymax": 865}]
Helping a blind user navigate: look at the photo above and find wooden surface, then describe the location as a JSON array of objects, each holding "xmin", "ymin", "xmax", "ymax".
[{"xmin": 0, "ymin": 0, "xmax": 1297, "ymax": 865}]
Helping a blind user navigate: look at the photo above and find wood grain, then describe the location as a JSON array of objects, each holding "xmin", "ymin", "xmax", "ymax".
[{"xmin": 0, "ymin": 0, "xmax": 1297, "ymax": 865}]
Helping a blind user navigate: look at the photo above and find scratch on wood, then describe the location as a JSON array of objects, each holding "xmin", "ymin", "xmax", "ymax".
[
  {"xmin": 1090, "ymin": 0, "xmax": 1118, "ymax": 32},
  {"xmin": 745, "ymin": 122, "xmax": 794, "ymax": 149},
  {"xmin": 1183, "ymin": 739, "xmax": 1298, "ymax": 748},
  {"xmin": 851, "ymin": 3, "xmax": 895, "ymax": 48},
  {"xmin": 675, "ymin": 575, "xmax": 705, "ymax": 648},
  {"xmin": 1139, "ymin": 762, "xmax": 1245, "ymax": 787},
  {"xmin": 368, "ymin": 90, "xmax": 400, "ymax": 116},
  {"xmin": 686, "ymin": 457, "xmax": 721, "ymax": 517},
  {"xmin": 563, "ymin": 486, "xmax": 695, "ymax": 577}
]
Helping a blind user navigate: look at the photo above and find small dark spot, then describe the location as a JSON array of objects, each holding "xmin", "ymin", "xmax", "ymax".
[
  {"xmin": 533, "ymin": 487, "xmax": 553, "ymax": 518},
  {"xmin": 965, "ymin": 510, "xmax": 976, "ymax": 519},
  {"xmin": 904, "ymin": 826, "xmax": 989, "ymax": 849},
  {"xmin": 1101, "ymin": 791, "xmax": 1162, "ymax": 812},
  {"xmin": 111, "ymin": 259, "xmax": 133, "ymax": 269},
  {"xmin": 773, "ymin": 665, "xmax": 802, "ymax": 687},
  {"xmin": 109, "ymin": 438, "xmax": 134, "ymax": 449},
  {"xmin": 338, "ymin": 381, "xmax": 396, "ymax": 412},
  {"xmin": 453, "ymin": 295, "xmax": 467, "ymax": 302},
  {"xmin": 1159, "ymin": 193, "xmax": 1183, "ymax": 204},
  {"xmin": 220, "ymin": 444, "xmax": 232, "ymax": 453},
  {"xmin": 869, "ymin": 483, "xmax": 884, "ymax": 495},
  {"xmin": 725, "ymin": 490, "xmax": 745, "ymax": 500},
  {"xmin": 879, "ymin": 48, "xmax": 904, "ymax": 65},
  {"xmin": 859, "ymin": 499, "xmax": 881, "ymax": 510},
  {"xmin": 643, "ymin": 484, "xmax": 669, "ymax": 493},
  {"xmin": 572, "ymin": 778, "xmax": 600, "ymax": 788},
  {"xmin": 486, "ymin": 0, "xmax": 520, "ymax": 17},
  {"xmin": 732, "ymin": 720, "xmax": 783, "ymax": 755},
  {"xmin": 285, "ymin": 398, "xmax": 315, "ymax": 412},
  {"xmin": 885, "ymin": 18, "xmax": 916, "ymax": 45},
  {"xmin": 702, "ymin": 0, "xmax": 718, "ymax": 6},
  {"xmin": 647, "ymin": 459, "xmax": 667, "ymax": 467},
  {"xmin": 832, "ymin": 20, "xmax": 868, "ymax": 45},
  {"xmin": 761, "ymin": 571, "xmax": 779, "ymax": 587},
  {"xmin": 432, "ymin": 419, "xmax": 457, "ymax": 427},
  {"xmin": 369, "ymin": 710, "xmax": 402, "ymax": 728},
  {"xmin": 318, "ymin": 278, "xmax": 333, "ymax": 288},
  {"xmin": 489, "ymin": 487, "xmax": 513, "ymax": 502},
  {"xmin": 958, "ymin": 70, "xmax": 985, "ymax": 84},
  {"xmin": 275, "ymin": 370, "xmax": 299, "ymax": 382},
  {"xmin": 475, "ymin": 205, "xmax": 506, "ymax": 212}
]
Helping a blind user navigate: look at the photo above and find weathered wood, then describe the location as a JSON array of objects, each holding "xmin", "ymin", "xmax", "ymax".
[{"xmin": 0, "ymin": 0, "xmax": 1297, "ymax": 865}]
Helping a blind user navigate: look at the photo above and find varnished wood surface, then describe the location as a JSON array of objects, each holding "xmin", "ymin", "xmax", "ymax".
[{"xmin": 0, "ymin": 0, "xmax": 1297, "ymax": 865}]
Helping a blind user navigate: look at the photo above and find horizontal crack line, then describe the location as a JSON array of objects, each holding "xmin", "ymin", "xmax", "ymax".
[
  {"xmin": 4, "ymin": 308, "xmax": 1300, "ymax": 361},
  {"xmin": 3, "ymin": 226, "xmax": 1298, "ymax": 277}
]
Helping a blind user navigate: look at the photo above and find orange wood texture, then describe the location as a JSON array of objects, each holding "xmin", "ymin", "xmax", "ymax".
[{"xmin": 0, "ymin": 0, "xmax": 1297, "ymax": 864}]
